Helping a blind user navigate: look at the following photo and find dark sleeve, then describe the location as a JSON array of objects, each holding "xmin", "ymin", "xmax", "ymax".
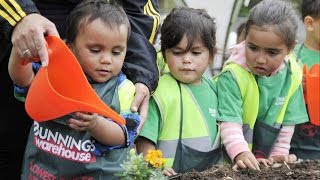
[
  {"xmin": 121, "ymin": 0, "xmax": 160, "ymax": 93},
  {"xmin": 0, "ymin": 0, "xmax": 39, "ymax": 41}
]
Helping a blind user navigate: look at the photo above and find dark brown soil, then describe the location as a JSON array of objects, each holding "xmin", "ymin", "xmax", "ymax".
[{"xmin": 170, "ymin": 160, "xmax": 320, "ymax": 180}]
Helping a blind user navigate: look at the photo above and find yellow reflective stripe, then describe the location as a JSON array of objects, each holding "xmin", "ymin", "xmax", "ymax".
[
  {"xmin": 118, "ymin": 79, "xmax": 135, "ymax": 112},
  {"xmin": 0, "ymin": 9, "xmax": 16, "ymax": 26},
  {"xmin": 147, "ymin": 0, "xmax": 160, "ymax": 42},
  {"xmin": 145, "ymin": 7, "xmax": 157, "ymax": 43},
  {"xmin": 143, "ymin": 4, "xmax": 146, "ymax": 14},
  {"xmin": 9, "ymin": 0, "xmax": 26, "ymax": 17},
  {"xmin": 147, "ymin": 0, "xmax": 160, "ymax": 24},
  {"xmin": 143, "ymin": 0, "xmax": 160, "ymax": 23},
  {"xmin": 0, "ymin": 0, "xmax": 21, "ymax": 21},
  {"xmin": 143, "ymin": 0, "xmax": 160, "ymax": 43},
  {"xmin": 275, "ymin": 55, "xmax": 302, "ymax": 124}
]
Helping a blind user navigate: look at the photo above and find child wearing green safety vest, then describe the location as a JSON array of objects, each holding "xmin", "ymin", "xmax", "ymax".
[
  {"xmin": 216, "ymin": 0, "xmax": 309, "ymax": 171},
  {"xmin": 8, "ymin": 0, "xmax": 140, "ymax": 178},
  {"xmin": 136, "ymin": 6, "xmax": 223, "ymax": 177},
  {"xmin": 290, "ymin": 0, "xmax": 320, "ymax": 160}
]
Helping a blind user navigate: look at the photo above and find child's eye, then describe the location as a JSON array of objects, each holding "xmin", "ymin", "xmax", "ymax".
[
  {"xmin": 192, "ymin": 51, "xmax": 201, "ymax": 55},
  {"xmin": 172, "ymin": 51, "xmax": 182, "ymax": 55},
  {"xmin": 267, "ymin": 50, "xmax": 279, "ymax": 56},
  {"xmin": 90, "ymin": 48, "xmax": 100, "ymax": 53},
  {"xmin": 248, "ymin": 45, "xmax": 257, "ymax": 51},
  {"xmin": 112, "ymin": 51, "xmax": 122, "ymax": 56}
]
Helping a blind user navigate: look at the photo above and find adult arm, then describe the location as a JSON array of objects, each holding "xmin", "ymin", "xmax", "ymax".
[
  {"xmin": 0, "ymin": 0, "xmax": 36, "ymax": 63},
  {"xmin": 0, "ymin": 0, "xmax": 59, "ymax": 66},
  {"xmin": 121, "ymin": 0, "xmax": 160, "ymax": 129},
  {"xmin": 121, "ymin": 0, "xmax": 160, "ymax": 92},
  {"xmin": 8, "ymin": 46, "xmax": 34, "ymax": 87},
  {"xmin": 0, "ymin": 0, "xmax": 38, "ymax": 40}
]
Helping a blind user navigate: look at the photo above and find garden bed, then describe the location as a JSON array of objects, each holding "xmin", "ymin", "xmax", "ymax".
[{"xmin": 171, "ymin": 160, "xmax": 320, "ymax": 180}]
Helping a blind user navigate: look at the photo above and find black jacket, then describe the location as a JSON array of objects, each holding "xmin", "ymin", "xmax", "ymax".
[{"xmin": 0, "ymin": 0, "xmax": 159, "ymax": 91}]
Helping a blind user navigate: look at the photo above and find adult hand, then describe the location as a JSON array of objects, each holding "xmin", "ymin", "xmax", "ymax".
[
  {"xmin": 11, "ymin": 13, "xmax": 59, "ymax": 67},
  {"xmin": 232, "ymin": 151, "xmax": 260, "ymax": 171},
  {"xmin": 131, "ymin": 83, "xmax": 150, "ymax": 132}
]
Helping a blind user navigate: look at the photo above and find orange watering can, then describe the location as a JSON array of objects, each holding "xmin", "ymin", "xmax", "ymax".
[
  {"xmin": 25, "ymin": 35, "xmax": 125, "ymax": 125},
  {"xmin": 303, "ymin": 64, "xmax": 320, "ymax": 126}
]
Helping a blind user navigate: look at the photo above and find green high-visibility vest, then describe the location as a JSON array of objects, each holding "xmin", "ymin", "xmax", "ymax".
[
  {"xmin": 118, "ymin": 79, "xmax": 135, "ymax": 114},
  {"xmin": 154, "ymin": 74, "xmax": 220, "ymax": 167},
  {"xmin": 215, "ymin": 53, "xmax": 302, "ymax": 149}
]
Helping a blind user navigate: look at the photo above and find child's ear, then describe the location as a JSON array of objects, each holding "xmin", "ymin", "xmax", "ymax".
[{"xmin": 304, "ymin": 16, "xmax": 314, "ymax": 31}]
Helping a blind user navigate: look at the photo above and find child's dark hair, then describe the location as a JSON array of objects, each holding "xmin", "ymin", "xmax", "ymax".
[
  {"xmin": 237, "ymin": 22, "xmax": 246, "ymax": 39},
  {"xmin": 160, "ymin": 6, "xmax": 217, "ymax": 58},
  {"xmin": 66, "ymin": 0, "xmax": 131, "ymax": 44},
  {"xmin": 301, "ymin": 0, "xmax": 320, "ymax": 20},
  {"xmin": 236, "ymin": 22, "xmax": 246, "ymax": 43},
  {"xmin": 245, "ymin": 0, "xmax": 299, "ymax": 49}
]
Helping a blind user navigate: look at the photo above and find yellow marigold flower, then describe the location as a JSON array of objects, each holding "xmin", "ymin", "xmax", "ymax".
[{"xmin": 145, "ymin": 149, "xmax": 167, "ymax": 168}]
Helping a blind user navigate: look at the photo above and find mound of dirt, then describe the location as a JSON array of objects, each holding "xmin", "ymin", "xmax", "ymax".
[{"xmin": 171, "ymin": 160, "xmax": 320, "ymax": 180}]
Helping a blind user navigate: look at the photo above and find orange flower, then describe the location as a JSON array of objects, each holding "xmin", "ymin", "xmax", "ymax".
[{"xmin": 145, "ymin": 149, "xmax": 167, "ymax": 168}]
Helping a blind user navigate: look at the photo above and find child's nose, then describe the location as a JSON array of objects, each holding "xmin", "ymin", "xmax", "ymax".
[
  {"xmin": 182, "ymin": 54, "xmax": 192, "ymax": 64},
  {"xmin": 255, "ymin": 55, "xmax": 266, "ymax": 64},
  {"xmin": 100, "ymin": 54, "xmax": 112, "ymax": 64}
]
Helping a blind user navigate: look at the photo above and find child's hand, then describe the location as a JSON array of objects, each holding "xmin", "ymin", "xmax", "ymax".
[
  {"xmin": 257, "ymin": 158, "xmax": 273, "ymax": 167},
  {"xmin": 163, "ymin": 167, "xmax": 177, "ymax": 176},
  {"xmin": 270, "ymin": 154, "xmax": 297, "ymax": 164},
  {"xmin": 232, "ymin": 151, "xmax": 260, "ymax": 171},
  {"xmin": 68, "ymin": 112, "xmax": 100, "ymax": 131}
]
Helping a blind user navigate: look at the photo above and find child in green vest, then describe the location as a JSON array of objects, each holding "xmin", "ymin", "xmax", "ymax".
[
  {"xmin": 216, "ymin": 0, "xmax": 309, "ymax": 171},
  {"xmin": 290, "ymin": 0, "xmax": 320, "ymax": 160},
  {"xmin": 8, "ymin": 0, "xmax": 140, "ymax": 178},
  {"xmin": 136, "ymin": 6, "xmax": 222, "ymax": 176}
]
